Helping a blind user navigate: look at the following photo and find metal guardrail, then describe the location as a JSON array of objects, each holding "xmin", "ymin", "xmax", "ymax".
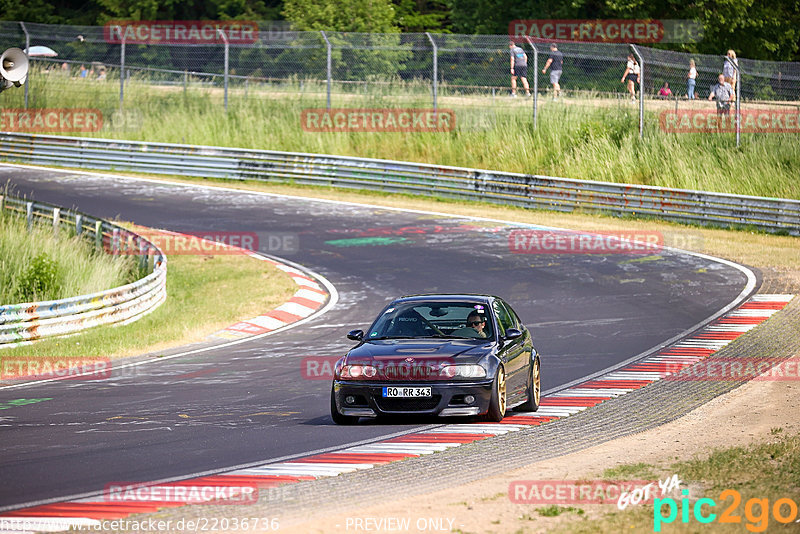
[
  {"xmin": 0, "ymin": 193, "xmax": 167, "ymax": 347},
  {"xmin": 1, "ymin": 132, "xmax": 799, "ymax": 235}
]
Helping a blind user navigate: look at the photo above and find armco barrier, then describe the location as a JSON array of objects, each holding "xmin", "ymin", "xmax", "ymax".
[
  {"xmin": 1, "ymin": 132, "xmax": 799, "ymax": 235},
  {"xmin": 0, "ymin": 194, "xmax": 167, "ymax": 347}
]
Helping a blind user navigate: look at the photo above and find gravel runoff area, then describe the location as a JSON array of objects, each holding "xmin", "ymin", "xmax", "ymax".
[{"xmin": 88, "ymin": 267, "xmax": 800, "ymax": 534}]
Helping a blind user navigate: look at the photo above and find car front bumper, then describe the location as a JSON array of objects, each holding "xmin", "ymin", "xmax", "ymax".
[{"xmin": 332, "ymin": 380, "xmax": 494, "ymax": 418}]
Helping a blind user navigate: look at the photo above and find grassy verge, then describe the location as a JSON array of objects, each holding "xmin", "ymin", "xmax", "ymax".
[
  {"xmin": 4, "ymin": 67, "xmax": 799, "ymax": 199},
  {"xmin": 551, "ymin": 430, "xmax": 800, "ymax": 533},
  {"xmin": 0, "ymin": 209, "xmax": 138, "ymax": 303},
  {"xmin": 1, "ymin": 224, "xmax": 297, "ymax": 361}
]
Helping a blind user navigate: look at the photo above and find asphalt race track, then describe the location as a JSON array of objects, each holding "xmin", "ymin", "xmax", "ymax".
[{"xmin": 0, "ymin": 166, "xmax": 754, "ymax": 510}]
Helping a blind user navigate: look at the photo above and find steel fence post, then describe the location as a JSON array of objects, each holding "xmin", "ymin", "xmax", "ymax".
[
  {"xmin": 26, "ymin": 201, "xmax": 33, "ymax": 231},
  {"xmin": 217, "ymin": 29, "xmax": 229, "ymax": 110},
  {"xmin": 630, "ymin": 44, "xmax": 644, "ymax": 139},
  {"xmin": 726, "ymin": 56, "xmax": 741, "ymax": 147},
  {"xmin": 525, "ymin": 38, "xmax": 538, "ymax": 129},
  {"xmin": 139, "ymin": 240, "xmax": 147, "ymax": 272},
  {"xmin": 19, "ymin": 22, "xmax": 29, "ymax": 108},
  {"xmin": 95, "ymin": 220, "xmax": 103, "ymax": 250},
  {"xmin": 321, "ymin": 31, "xmax": 332, "ymax": 110},
  {"xmin": 117, "ymin": 27, "xmax": 125, "ymax": 110},
  {"xmin": 425, "ymin": 32, "xmax": 437, "ymax": 114}
]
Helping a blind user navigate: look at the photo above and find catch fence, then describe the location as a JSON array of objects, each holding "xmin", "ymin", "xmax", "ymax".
[{"xmin": 1, "ymin": 21, "xmax": 798, "ymax": 140}]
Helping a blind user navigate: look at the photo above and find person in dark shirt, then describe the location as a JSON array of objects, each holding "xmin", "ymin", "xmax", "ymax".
[
  {"xmin": 509, "ymin": 40, "xmax": 531, "ymax": 97},
  {"xmin": 542, "ymin": 43, "xmax": 563, "ymax": 100}
]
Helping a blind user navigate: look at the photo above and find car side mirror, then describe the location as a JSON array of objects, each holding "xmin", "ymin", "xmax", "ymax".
[
  {"xmin": 347, "ymin": 329, "xmax": 364, "ymax": 341},
  {"xmin": 504, "ymin": 328, "xmax": 523, "ymax": 341}
]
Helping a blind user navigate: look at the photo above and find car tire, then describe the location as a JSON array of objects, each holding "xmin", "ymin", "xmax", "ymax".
[
  {"xmin": 517, "ymin": 357, "xmax": 540, "ymax": 412},
  {"xmin": 330, "ymin": 385, "xmax": 359, "ymax": 425},
  {"xmin": 484, "ymin": 366, "xmax": 507, "ymax": 422}
]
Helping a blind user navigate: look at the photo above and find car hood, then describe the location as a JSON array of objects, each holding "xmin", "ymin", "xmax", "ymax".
[{"xmin": 346, "ymin": 338, "xmax": 494, "ymax": 362}]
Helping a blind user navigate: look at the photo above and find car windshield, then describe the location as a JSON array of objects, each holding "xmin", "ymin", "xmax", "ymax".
[{"xmin": 367, "ymin": 302, "xmax": 494, "ymax": 340}]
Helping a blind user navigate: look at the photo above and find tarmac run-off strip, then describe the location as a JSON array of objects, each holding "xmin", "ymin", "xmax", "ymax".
[{"xmin": 0, "ymin": 294, "xmax": 793, "ymax": 532}]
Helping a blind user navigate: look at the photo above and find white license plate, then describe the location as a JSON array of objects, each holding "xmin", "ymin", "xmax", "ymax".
[{"xmin": 382, "ymin": 386, "xmax": 432, "ymax": 398}]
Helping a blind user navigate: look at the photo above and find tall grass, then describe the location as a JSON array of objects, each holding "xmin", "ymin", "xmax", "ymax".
[
  {"xmin": 4, "ymin": 66, "xmax": 800, "ymax": 199},
  {"xmin": 0, "ymin": 209, "xmax": 138, "ymax": 304}
]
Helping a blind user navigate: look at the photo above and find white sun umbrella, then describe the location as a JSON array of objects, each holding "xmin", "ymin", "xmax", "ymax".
[{"xmin": 24, "ymin": 45, "xmax": 58, "ymax": 57}]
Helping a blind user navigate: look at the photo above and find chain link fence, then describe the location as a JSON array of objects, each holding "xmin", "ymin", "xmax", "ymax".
[{"xmin": 1, "ymin": 20, "xmax": 798, "ymax": 139}]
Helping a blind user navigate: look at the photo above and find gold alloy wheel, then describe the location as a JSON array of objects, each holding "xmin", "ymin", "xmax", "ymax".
[
  {"xmin": 532, "ymin": 359, "xmax": 540, "ymax": 406},
  {"xmin": 498, "ymin": 367, "xmax": 507, "ymax": 414}
]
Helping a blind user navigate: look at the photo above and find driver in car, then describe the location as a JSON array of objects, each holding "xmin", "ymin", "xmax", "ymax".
[{"xmin": 452, "ymin": 310, "xmax": 488, "ymax": 338}]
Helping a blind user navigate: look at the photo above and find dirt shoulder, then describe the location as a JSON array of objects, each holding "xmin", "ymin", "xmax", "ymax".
[{"xmin": 281, "ymin": 367, "xmax": 800, "ymax": 534}]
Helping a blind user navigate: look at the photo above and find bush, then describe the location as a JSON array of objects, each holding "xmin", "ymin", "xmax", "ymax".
[{"xmin": 16, "ymin": 252, "xmax": 63, "ymax": 302}]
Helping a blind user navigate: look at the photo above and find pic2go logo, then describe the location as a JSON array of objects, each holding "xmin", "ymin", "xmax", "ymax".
[{"xmin": 654, "ymin": 489, "xmax": 799, "ymax": 532}]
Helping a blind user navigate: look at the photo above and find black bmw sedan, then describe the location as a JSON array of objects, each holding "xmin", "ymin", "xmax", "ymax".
[{"xmin": 331, "ymin": 294, "xmax": 540, "ymax": 424}]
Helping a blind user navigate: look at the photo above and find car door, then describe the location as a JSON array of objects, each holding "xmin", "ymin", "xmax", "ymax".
[
  {"xmin": 493, "ymin": 299, "xmax": 526, "ymax": 400},
  {"xmin": 503, "ymin": 299, "xmax": 534, "ymax": 385}
]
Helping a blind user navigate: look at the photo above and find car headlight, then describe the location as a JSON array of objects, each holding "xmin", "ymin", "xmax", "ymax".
[
  {"xmin": 340, "ymin": 364, "xmax": 377, "ymax": 379},
  {"xmin": 440, "ymin": 364, "xmax": 487, "ymax": 379}
]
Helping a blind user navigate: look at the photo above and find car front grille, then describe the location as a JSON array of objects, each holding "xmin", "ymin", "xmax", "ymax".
[{"xmin": 376, "ymin": 396, "xmax": 441, "ymax": 412}]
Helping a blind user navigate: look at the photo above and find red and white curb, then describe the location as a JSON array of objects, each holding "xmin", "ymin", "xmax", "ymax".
[
  {"xmin": 0, "ymin": 294, "xmax": 792, "ymax": 529},
  {"xmin": 211, "ymin": 252, "xmax": 329, "ymax": 340}
]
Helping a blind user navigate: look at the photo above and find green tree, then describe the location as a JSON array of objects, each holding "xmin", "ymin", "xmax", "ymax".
[
  {"xmin": 444, "ymin": 0, "xmax": 800, "ymax": 61},
  {"xmin": 393, "ymin": 0, "xmax": 450, "ymax": 32},
  {"xmin": 283, "ymin": 0, "xmax": 399, "ymax": 32},
  {"xmin": 92, "ymin": 0, "xmax": 274, "ymax": 22}
]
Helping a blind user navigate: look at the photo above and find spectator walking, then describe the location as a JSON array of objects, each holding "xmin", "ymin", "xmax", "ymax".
[
  {"xmin": 687, "ymin": 59, "xmax": 697, "ymax": 100},
  {"xmin": 708, "ymin": 73, "xmax": 734, "ymax": 129},
  {"xmin": 621, "ymin": 54, "xmax": 640, "ymax": 102},
  {"xmin": 723, "ymin": 50, "xmax": 738, "ymax": 92},
  {"xmin": 509, "ymin": 41, "xmax": 531, "ymax": 97},
  {"xmin": 541, "ymin": 43, "xmax": 563, "ymax": 100}
]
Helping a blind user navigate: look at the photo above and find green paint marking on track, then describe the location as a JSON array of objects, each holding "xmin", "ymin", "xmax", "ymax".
[
  {"xmin": 0, "ymin": 398, "xmax": 53, "ymax": 410},
  {"xmin": 325, "ymin": 237, "xmax": 409, "ymax": 248}
]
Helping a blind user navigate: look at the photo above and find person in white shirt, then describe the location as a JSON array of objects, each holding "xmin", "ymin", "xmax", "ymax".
[
  {"xmin": 621, "ymin": 54, "xmax": 640, "ymax": 102},
  {"xmin": 687, "ymin": 59, "xmax": 697, "ymax": 100}
]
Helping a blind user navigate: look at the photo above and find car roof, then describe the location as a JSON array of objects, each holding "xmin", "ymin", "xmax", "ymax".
[{"xmin": 393, "ymin": 294, "xmax": 496, "ymax": 304}]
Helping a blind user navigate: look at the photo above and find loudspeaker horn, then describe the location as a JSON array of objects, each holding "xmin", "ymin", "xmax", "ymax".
[{"xmin": 0, "ymin": 48, "xmax": 29, "ymax": 88}]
